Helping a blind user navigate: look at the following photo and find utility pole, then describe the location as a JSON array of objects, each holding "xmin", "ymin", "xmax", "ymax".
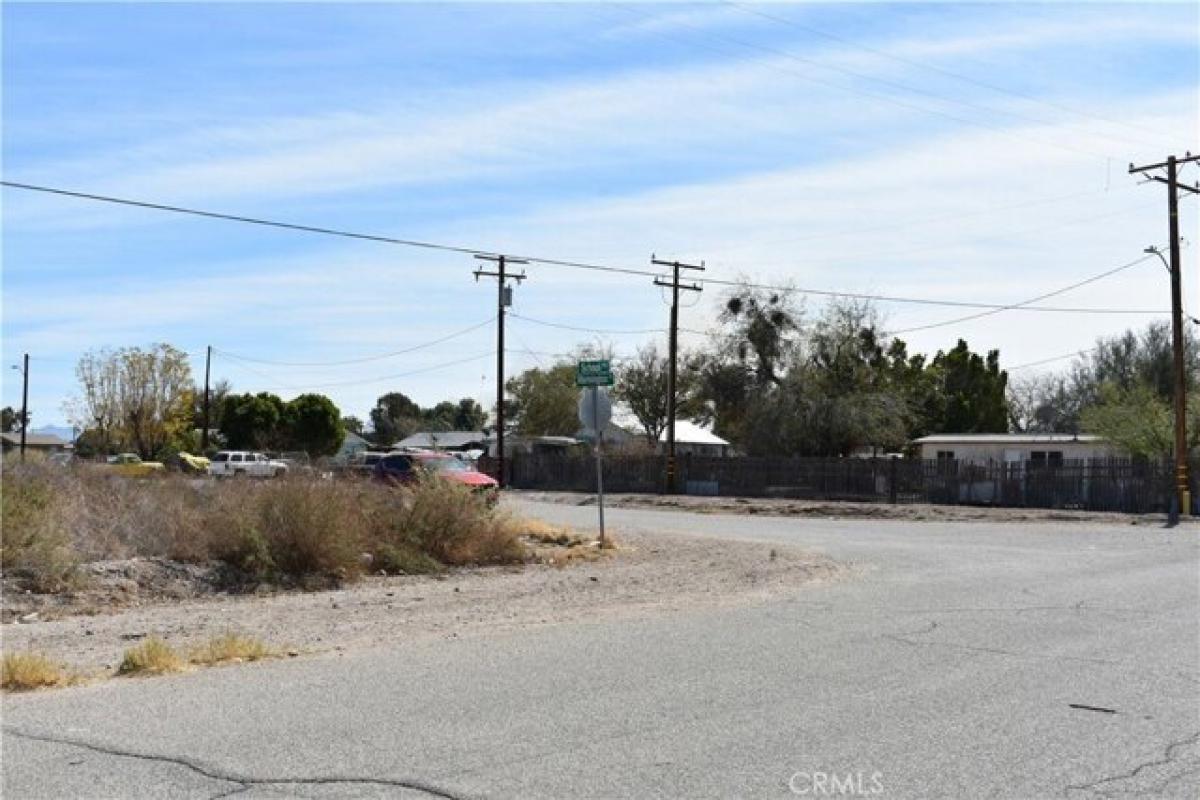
[
  {"xmin": 1130, "ymin": 152, "xmax": 1200, "ymax": 517},
  {"xmin": 19, "ymin": 353, "xmax": 29, "ymax": 462},
  {"xmin": 202, "ymin": 345, "xmax": 212, "ymax": 452},
  {"xmin": 474, "ymin": 254, "xmax": 527, "ymax": 487},
  {"xmin": 651, "ymin": 255, "xmax": 704, "ymax": 494}
]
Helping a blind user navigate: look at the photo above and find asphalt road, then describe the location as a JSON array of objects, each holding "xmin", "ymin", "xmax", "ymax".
[{"xmin": 4, "ymin": 501, "xmax": 1198, "ymax": 799}]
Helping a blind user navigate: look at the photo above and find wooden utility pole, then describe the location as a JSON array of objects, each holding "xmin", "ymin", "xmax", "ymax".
[
  {"xmin": 202, "ymin": 345, "xmax": 212, "ymax": 451},
  {"xmin": 474, "ymin": 254, "xmax": 527, "ymax": 487},
  {"xmin": 651, "ymin": 255, "xmax": 704, "ymax": 494},
  {"xmin": 18, "ymin": 353, "xmax": 29, "ymax": 462},
  {"xmin": 1130, "ymin": 152, "xmax": 1200, "ymax": 516}
]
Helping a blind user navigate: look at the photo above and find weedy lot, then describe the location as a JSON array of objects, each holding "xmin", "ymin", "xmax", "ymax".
[
  {"xmin": 2, "ymin": 461, "xmax": 526, "ymax": 603},
  {"xmin": 2, "ymin": 463, "xmax": 843, "ymax": 688}
]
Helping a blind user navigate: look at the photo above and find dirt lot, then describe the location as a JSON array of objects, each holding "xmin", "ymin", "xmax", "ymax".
[
  {"xmin": 2, "ymin": 528, "xmax": 845, "ymax": 676},
  {"xmin": 515, "ymin": 490, "xmax": 1187, "ymax": 525}
]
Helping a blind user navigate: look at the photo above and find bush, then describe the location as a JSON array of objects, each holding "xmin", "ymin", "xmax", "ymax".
[
  {"xmin": 2, "ymin": 652, "xmax": 72, "ymax": 691},
  {"xmin": 0, "ymin": 466, "xmax": 80, "ymax": 591},
  {"xmin": 190, "ymin": 633, "xmax": 271, "ymax": 665},
  {"xmin": 384, "ymin": 475, "xmax": 525, "ymax": 566},
  {"xmin": 118, "ymin": 637, "xmax": 186, "ymax": 675},
  {"xmin": 2, "ymin": 465, "xmax": 526, "ymax": 590}
]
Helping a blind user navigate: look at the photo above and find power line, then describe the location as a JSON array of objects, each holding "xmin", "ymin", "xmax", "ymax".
[
  {"xmin": 1007, "ymin": 347, "xmax": 1099, "ymax": 372},
  {"xmin": 1, "ymin": 180, "xmax": 1168, "ymax": 315},
  {"xmin": 214, "ymin": 317, "xmax": 495, "ymax": 366},
  {"xmin": 509, "ymin": 312, "xmax": 705, "ymax": 336},
  {"xmin": 601, "ymin": 3, "xmax": 1123, "ymax": 162},
  {"xmin": 715, "ymin": 198, "xmax": 1159, "ymax": 267},
  {"xmin": 887, "ymin": 251, "xmax": 1160, "ymax": 335},
  {"xmin": 701, "ymin": 187, "xmax": 1132, "ymax": 254},
  {"xmin": 722, "ymin": 2, "xmax": 1168, "ymax": 145},
  {"xmin": 232, "ymin": 351, "xmax": 495, "ymax": 393}
]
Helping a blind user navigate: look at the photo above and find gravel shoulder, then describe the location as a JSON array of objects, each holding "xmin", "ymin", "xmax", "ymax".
[
  {"xmin": 515, "ymin": 489, "xmax": 1189, "ymax": 525},
  {"xmin": 2, "ymin": 527, "xmax": 844, "ymax": 677}
]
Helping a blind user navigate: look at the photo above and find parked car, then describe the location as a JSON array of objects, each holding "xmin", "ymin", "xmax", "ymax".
[
  {"xmin": 208, "ymin": 450, "xmax": 288, "ymax": 478},
  {"xmin": 342, "ymin": 450, "xmax": 391, "ymax": 479},
  {"xmin": 47, "ymin": 452, "xmax": 75, "ymax": 468},
  {"xmin": 166, "ymin": 451, "xmax": 210, "ymax": 475},
  {"xmin": 106, "ymin": 452, "xmax": 166, "ymax": 477},
  {"xmin": 373, "ymin": 451, "xmax": 499, "ymax": 504},
  {"xmin": 270, "ymin": 451, "xmax": 316, "ymax": 476}
]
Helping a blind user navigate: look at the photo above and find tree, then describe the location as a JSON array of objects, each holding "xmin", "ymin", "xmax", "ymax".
[
  {"xmin": 737, "ymin": 300, "xmax": 912, "ymax": 456},
  {"xmin": 192, "ymin": 378, "xmax": 232, "ymax": 438},
  {"xmin": 67, "ymin": 344, "xmax": 194, "ymax": 459},
  {"xmin": 719, "ymin": 284, "xmax": 803, "ymax": 386},
  {"xmin": 1, "ymin": 406, "xmax": 28, "ymax": 433},
  {"xmin": 1007, "ymin": 374, "xmax": 1080, "ymax": 434},
  {"xmin": 282, "ymin": 394, "xmax": 344, "ymax": 456},
  {"xmin": 614, "ymin": 344, "xmax": 704, "ymax": 444},
  {"xmin": 925, "ymin": 340, "xmax": 1008, "ymax": 434},
  {"xmin": 505, "ymin": 363, "xmax": 580, "ymax": 436},
  {"xmin": 341, "ymin": 416, "xmax": 365, "ymax": 435},
  {"xmin": 220, "ymin": 392, "xmax": 285, "ymax": 450},
  {"xmin": 1081, "ymin": 383, "xmax": 1171, "ymax": 459},
  {"xmin": 422, "ymin": 401, "xmax": 458, "ymax": 432},
  {"xmin": 369, "ymin": 392, "xmax": 423, "ymax": 445},
  {"xmin": 452, "ymin": 398, "xmax": 487, "ymax": 431}
]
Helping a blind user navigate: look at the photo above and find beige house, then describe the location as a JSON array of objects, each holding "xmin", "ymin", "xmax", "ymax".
[
  {"xmin": 913, "ymin": 434, "xmax": 1116, "ymax": 465},
  {"xmin": 1, "ymin": 432, "xmax": 68, "ymax": 454}
]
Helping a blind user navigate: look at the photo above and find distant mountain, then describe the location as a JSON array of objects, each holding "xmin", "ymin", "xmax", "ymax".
[{"xmin": 31, "ymin": 425, "xmax": 75, "ymax": 442}]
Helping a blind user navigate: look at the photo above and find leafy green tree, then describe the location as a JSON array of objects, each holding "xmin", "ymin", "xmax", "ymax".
[
  {"xmin": 369, "ymin": 392, "xmax": 423, "ymax": 445},
  {"xmin": 192, "ymin": 379, "xmax": 231, "ymax": 438},
  {"xmin": 505, "ymin": 363, "xmax": 580, "ymax": 436},
  {"xmin": 282, "ymin": 394, "xmax": 344, "ymax": 456},
  {"xmin": 614, "ymin": 344, "xmax": 704, "ymax": 444},
  {"xmin": 422, "ymin": 401, "xmax": 459, "ymax": 432},
  {"xmin": 1080, "ymin": 382, "xmax": 1199, "ymax": 459},
  {"xmin": 452, "ymin": 398, "xmax": 487, "ymax": 431},
  {"xmin": 341, "ymin": 416, "xmax": 365, "ymax": 436},
  {"xmin": 220, "ymin": 392, "xmax": 285, "ymax": 450},
  {"xmin": 1, "ymin": 406, "xmax": 27, "ymax": 433},
  {"xmin": 694, "ymin": 359, "xmax": 753, "ymax": 444},
  {"xmin": 1010, "ymin": 323, "xmax": 1198, "ymax": 435},
  {"xmin": 738, "ymin": 300, "xmax": 911, "ymax": 456},
  {"xmin": 925, "ymin": 340, "xmax": 1008, "ymax": 434}
]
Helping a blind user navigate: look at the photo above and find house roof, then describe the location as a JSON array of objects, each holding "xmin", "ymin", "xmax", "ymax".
[
  {"xmin": 657, "ymin": 420, "xmax": 729, "ymax": 446},
  {"xmin": 1, "ymin": 432, "xmax": 68, "ymax": 447},
  {"xmin": 913, "ymin": 434, "xmax": 1106, "ymax": 445},
  {"xmin": 395, "ymin": 431, "xmax": 487, "ymax": 449}
]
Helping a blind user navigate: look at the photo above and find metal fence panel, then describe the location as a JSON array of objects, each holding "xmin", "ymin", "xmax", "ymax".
[{"xmin": 499, "ymin": 452, "xmax": 1197, "ymax": 514}]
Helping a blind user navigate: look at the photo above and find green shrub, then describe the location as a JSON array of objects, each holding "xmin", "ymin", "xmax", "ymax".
[{"xmin": 391, "ymin": 475, "xmax": 525, "ymax": 566}]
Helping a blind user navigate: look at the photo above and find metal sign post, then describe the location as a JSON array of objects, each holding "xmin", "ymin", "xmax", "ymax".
[
  {"xmin": 592, "ymin": 386, "xmax": 606, "ymax": 547},
  {"xmin": 577, "ymin": 362, "xmax": 613, "ymax": 546}
]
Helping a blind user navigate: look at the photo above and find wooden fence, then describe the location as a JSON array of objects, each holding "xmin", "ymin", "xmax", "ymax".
[{"xmin": 486, "ymin": 453, "xmax": 1200, "ymax": 514}]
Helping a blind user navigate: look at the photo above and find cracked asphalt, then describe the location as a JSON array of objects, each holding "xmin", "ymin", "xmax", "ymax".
[{"xmin": 3, "ymin": 500, "xmax": 1198, "ymax": 799}]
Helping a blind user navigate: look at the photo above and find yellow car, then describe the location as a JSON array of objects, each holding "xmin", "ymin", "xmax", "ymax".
[
  {"xmin": 107, "ymin": 452, "xmax": 166, "ymax": 477},
  {"xmin": 174, "ymin": 452, "xmax": 211, "ymax": 475}
]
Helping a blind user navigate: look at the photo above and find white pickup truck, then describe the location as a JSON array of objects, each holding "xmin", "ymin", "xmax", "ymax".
[{"xmin": 207, "ymin": 451, "xmax": 289, "ymax": 478}]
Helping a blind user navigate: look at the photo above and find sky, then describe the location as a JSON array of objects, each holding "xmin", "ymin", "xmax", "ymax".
[{"xmin": 2, "ymin": 1, "xmax": 1198, "ymax": 432}]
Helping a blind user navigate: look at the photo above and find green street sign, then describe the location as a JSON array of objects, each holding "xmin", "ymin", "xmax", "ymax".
[{"xmin": 576, "ymin": 359, "xmax": 614, "ymax": 387}]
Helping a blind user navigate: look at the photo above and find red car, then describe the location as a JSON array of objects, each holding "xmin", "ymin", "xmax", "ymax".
[{"xmin": 374, "ymin": 451, "xmax": 499, "ymax": 504}]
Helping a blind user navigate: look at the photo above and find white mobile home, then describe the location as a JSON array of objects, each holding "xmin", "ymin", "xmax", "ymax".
[{"xmin": 913, "ymin": 433, "xmax": 1116, "ymax": 465}]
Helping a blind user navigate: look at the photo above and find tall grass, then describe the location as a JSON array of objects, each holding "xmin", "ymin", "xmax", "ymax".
[
  {"xmin": 2, "ymin": 463, "xmax": 526, "ymax": 590},
  {"xmin": 2, "ymin": 652, "xmax": 74, "ymax": 691}
]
